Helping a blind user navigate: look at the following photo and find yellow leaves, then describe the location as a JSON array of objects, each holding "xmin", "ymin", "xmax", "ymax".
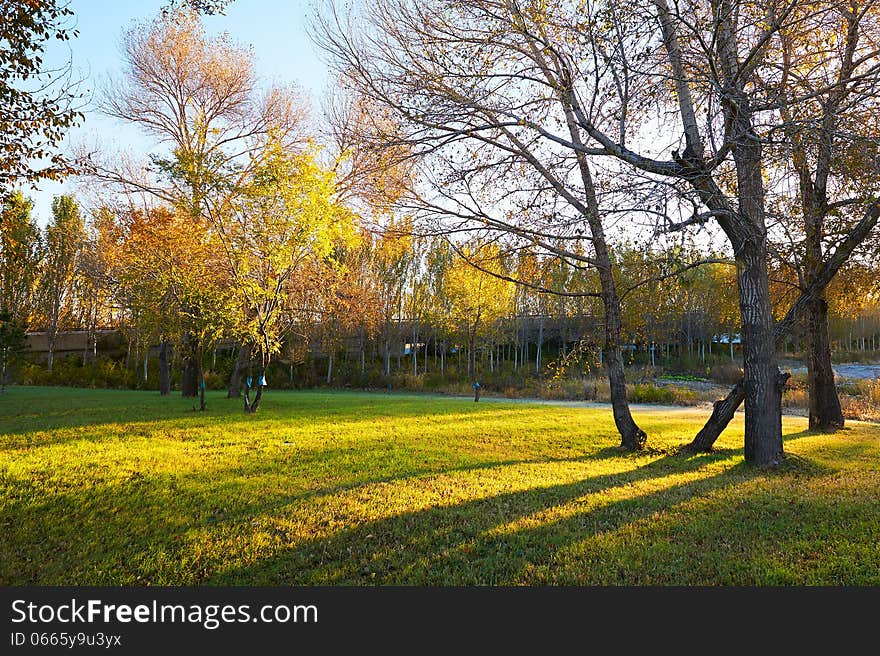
[{"xmin": 442, "ymin": 242, "xmax": 515, "ymax": 330}]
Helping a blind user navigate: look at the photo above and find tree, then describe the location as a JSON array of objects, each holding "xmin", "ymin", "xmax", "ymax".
[
  {"xmin": 0, "ymin": 0, "xmax": 82, "ymax": 190},
  {"xmin": 0, "ymin": 309, "xmax": 26, "ymax": 393},
  {"xmin": 0, "ymin": 192, "xmax": 41, "ymax": 328},
  {"xmin": 90, "ymin": 5, "xmax": 305, "ymax": 397},
  {"xmin": 102, "ymin": 204, "xmax": 233, "ymax": 406},
  {"xmin": 764, "ymin": 2, "xmax": 880, "ymax": 430},
  {"xmin": 38, "ymin": 194, "xmax": 84, "ymax": 371},
  {"xmin": 315, "ymin": 0, "xmax": 652, "ymax": 449},
  {"xmin": 212, "ymin": 142, "xmax": 357, "ymax": 413}
]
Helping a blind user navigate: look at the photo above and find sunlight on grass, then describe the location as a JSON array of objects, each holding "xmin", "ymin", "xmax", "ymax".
[{"xmin": 2, "ymin": 387, "xmax": 878, "ymax": 585}]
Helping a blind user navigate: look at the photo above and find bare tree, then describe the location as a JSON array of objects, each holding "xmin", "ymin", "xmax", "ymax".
[
  {"xmin": 316, "ymin": 0, "xmax": 880, "ymax": 465},
  {"xmin": 314, "ymin": 0, "xmax": 652, "ymax": 449},
  {"xmin": 762, "ymin": 1, "xmax": 880, "ymax": 430}
]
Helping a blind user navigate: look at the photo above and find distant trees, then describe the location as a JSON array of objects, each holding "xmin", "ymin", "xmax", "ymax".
[
  {"xmin": 0, "ymin": 309, "xmax": 26, "ymax": 393},
  {"xmin": 38, "ymin": 195, "xmax": 84, "ymax": 371},
  {"xmin": 442, "ymin": 245, "xmax": 514, "ymax": 379}
]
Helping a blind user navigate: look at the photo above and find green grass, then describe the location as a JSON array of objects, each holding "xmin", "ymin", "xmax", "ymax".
[{"xmin": 2, "ymin": 386, "xmax": 879, "ymax": 585}]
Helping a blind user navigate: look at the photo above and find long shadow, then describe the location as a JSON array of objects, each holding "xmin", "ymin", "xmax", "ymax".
[
  {"xmin": 0, "ymin": 440, "xmax": 737, "ymax": 585},
  {"xmin": 210, "ymin": 449, "xmax": 749, "ymax": 585},
  {"xmin": 0, "ymin": 437, "xmax": 648, "ymax": 583},
  {"xmin": 550, "ymin": 481, "xmax": 880, "ymax": 585}
]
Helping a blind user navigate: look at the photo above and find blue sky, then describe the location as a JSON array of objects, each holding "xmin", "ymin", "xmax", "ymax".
[{"xmin": 26, "ymin": 0, "xmax": 332, "ymax": 225}]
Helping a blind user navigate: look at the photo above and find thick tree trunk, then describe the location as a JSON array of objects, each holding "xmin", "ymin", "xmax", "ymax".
[
  {"xmin": 158, "ymin": 340, "xmax": 171, "ymax": 396},
  {"xmin": 807, "ymin": 296, "xmax": 844, "ymax": 430},
  {"xmin": 227, "ymin": 343, "xmax": 251, "ymax": 398},
  {"xmin": 737, "ymin": 243, "xmax": 785, "ymax": 466},
  {"xmin": 684, "ymin": 201, "xmax": 880, "ymax": 452}
]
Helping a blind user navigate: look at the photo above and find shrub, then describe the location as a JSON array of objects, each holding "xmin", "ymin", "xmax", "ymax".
[
  {"xmin": 782, "ymin": 388, "xmax": 808, "ymax": 408},
  {"xmin": 18, "ymin": 355, "xmax": 137, "ymax": 389},
  {"xmin": 628, "ymin": 383, "xmax": 675, "ymax": 404},
  {"xmin": 708, "ymin": 362, "xmax": 743, "ymax": 385}
]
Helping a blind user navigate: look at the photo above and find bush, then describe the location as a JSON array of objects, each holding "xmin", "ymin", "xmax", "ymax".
[
  {"xmin": 628, "ymin": 383, "xmax": 675, "ymax": 404},
  {"xmin": 708, "ymin": 362, "xmax": 743, "ymax": 385},
  {"xmin": 19, "ymin": 355, "xmax": 137, "ymax": 389},
  {"xmin": 203, "ymin": 371, "xmax": 226, "ymax": 391}
]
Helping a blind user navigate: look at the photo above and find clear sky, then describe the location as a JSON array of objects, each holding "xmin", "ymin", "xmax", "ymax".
[{"xmin": 25, "ymin": 0, "xmax": 332, "ymax": 225}]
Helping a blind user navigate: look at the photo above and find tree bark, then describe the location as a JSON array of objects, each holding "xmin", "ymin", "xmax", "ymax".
[
  {"xmin": 158, "ymin": 340, "xmax": 171, "ymax": 396},
  {"xmin": 736, "ymin": 241, "xmax": 784, "ymax": 467},
  {"xmin": 807, "ymin": 297, "xmax": 844, "ymax": 430}
]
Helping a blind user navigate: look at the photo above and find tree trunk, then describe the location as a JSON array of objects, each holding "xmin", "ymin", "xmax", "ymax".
[
  {"xmin": 181, "ymin": 334, "xmax": 199, "ymax": 397},
  {"xmin": 733, "ymin": 239, "xmax": 785, "ymax": 465},
  {"xmin": 158, "ymin": 340, "xmax": 171, "ymax": 396},
  {"xmin": 686, "ymin": 200, "xmax": 880, "ymax": 452},
  {"xmin": 561, "ymin": 110, "xmax": 646, "ymax": 450},
  {"xmin": 596, "ymin": 257, "xmax": 646, "ymax": 450},
  {"xmin": 807, "ymin": 297, "xmax": 844, "ymax": 430},
  {"xmin": 197, "ymin": 352, "xmax": 206, "ymax": 411},
  {"xmin": 227, "ymin": 343, "xmax": 251, "ymax": 398},
  {"xmin": 326, "ymin": 352, "xmax": 333, "ymax": 384},
  {"xmin": 248, "ymin": 376, "xmax": 265, "ymax": 413}
]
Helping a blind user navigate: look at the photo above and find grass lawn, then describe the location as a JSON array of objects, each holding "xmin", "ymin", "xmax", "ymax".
[{"xmin": 2, "ymin": 386, "xmax": 879, "ymax": 585}]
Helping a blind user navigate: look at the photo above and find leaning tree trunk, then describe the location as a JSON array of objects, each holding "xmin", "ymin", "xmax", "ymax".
[
  {"xmin": 227, "ymin": 343, "xmax": 251, "ymax": 398},
  {"xmin": 158, "ymin": 340, "xmax": 171, "ymax": 396},
  {"xmin": 806, "ymin": 296, "xmax": 844, "ymax": 430}
]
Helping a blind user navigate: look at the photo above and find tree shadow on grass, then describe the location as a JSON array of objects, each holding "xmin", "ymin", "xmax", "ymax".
[
  {"xmin": 544, "ymin": 477, "xmax": 880, "ymax": 585},
  {"xmin": 0, "ymin": 443, "xmax": 741, "ymax": 585},
  {"xmin": 209, "ymin": 448, "xmax": 756, "ymax": 585},
  {"xmin": 0, "ymin": 437, "xmax": 654, "ymax": 583}
]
